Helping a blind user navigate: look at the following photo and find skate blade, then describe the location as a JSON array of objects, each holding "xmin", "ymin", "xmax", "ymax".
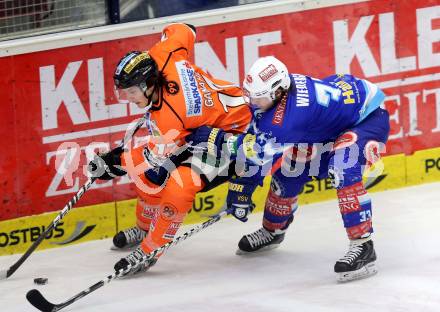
[
  {"xmin": 236, "ymin": 243, "xmax": 281, "ymax": 255},
  {"xmin": 336, "ymin": 261, "xmax": 378, "ymax": 283},
  {"xmin": 110, "ymin": 244, "xmax": 140, "ymax": 251}
]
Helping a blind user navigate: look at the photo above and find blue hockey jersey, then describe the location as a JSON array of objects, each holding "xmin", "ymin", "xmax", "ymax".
[{"xmin": 237, "ymin": 73, "xmax": 385, "ymax": 168}]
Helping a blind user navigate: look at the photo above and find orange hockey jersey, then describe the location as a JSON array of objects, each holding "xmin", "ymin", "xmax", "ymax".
[{"xmin": 145, "ymin": 23, "xmax": 251, "ymax": 158}]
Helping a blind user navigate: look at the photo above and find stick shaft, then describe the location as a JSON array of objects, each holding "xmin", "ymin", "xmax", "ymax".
[
  {"xmin": 3, "ymin": 116, "xmax": 146, "ymax": 279},
  {"xmin": 26, "ymin": 210, "xmax": 228, "ymax": 311}
]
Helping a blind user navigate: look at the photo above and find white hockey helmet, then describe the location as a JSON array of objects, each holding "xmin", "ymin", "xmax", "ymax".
[{"xmin": 242, "ymin": 56, "xmax": 290, "ymax": 108}]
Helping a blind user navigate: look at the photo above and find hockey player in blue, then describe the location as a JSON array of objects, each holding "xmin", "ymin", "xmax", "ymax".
[{"xmin": 186, "ymin": 56, "xmax": 390, "ymax": 282}]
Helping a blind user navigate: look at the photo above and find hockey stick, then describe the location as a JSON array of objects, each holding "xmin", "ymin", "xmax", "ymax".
[
  {"xmin": 0, "ymin": 116, "xmax": 146, "ymax": 280},
  {"xmin": 26, "ymin": 210, "xmax": 229, "ymax": 312}
]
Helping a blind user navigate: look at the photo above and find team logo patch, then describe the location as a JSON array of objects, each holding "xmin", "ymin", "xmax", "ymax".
[
  {"xmin": 166, "ymin": 81, "xmax": 179, "ymax": 95},
  {"xmin": 160, "ymin": 204, "xmax": 177, "ymax": 221},
  {"xmin": 246, "ymin": 75, "xmax": 253, "ymax": 83},
  {"xmin": 258, "ymin": 64, "xmax": 278, "ymax": 82}
]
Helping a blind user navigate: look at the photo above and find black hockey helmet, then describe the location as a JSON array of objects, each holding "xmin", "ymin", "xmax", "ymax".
[{"xmin": 113, "ymin": 51, "xmax": 158, "ymax": 90}]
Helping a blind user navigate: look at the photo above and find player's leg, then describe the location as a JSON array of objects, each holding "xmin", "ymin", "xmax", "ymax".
[
  {"xmin": 114, "ymin": 165, "xmax": 205, "ymax": 273},
  {"xmin": 329, "ymin": 108, "xmax": 389, "ymax": 282},
  {"xmin": 237, "ymin": 165, "xmax": 310, "ymax": 254},
  {"xmin": 140, "ymin": 165, "xmax": 204, "ymax": 252},
  {"xmin": 112, "ymin": 145, "xmax": 161, "ymax": 249},
  {"xmin": 112, "ymin": 192, "xmax": 158, "ymax": 249}
]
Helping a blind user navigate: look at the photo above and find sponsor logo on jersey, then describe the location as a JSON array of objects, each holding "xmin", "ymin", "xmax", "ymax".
[
  {"xmin": 258, "ymin": 64, "xmax": 278, "ymax": 82},
  {"xmin": 139, "ymin": 200, "xmax": 158, "ymax": 220},
  {"xmin": 229, "ymin": 183, "xmax": 244, "ymax": 192},
  {"xmin": 272, "ymin": 96, "xmax": 287, "ymax": 126},
  {"xmin": 292, "ymin": 74, "xmax": 309, "ymax": 107},
  {"xmin": 338, "ymin": 195, "xmax": 361, "ymax": 213},
  {"xmin": 163, "ymin": 221, "xmax": 181, "ymax": 239},
  {"xmin": 176, "ymin": 60, "xmax": 202, "ymax": 117},
  {"xmin": 334, "ymin": 80, "xmax": 356, "ymax": 104},
  {"xmin": 266, "ymin": 191, "xmax": 296, "ymax": 217}
]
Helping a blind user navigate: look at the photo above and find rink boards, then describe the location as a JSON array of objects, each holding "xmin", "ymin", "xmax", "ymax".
[
  {"xmin": 1, "ymin": 146, "xmax": 439, "ymax": 255},
  {"xmin": 0, "ymin": 0, "xmax": 440, "ymax": 255}
]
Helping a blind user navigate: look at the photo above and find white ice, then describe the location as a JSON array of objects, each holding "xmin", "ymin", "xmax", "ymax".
[{"xmin": 1, "ymin": 182, "xmax": 439, "ymax": 312}]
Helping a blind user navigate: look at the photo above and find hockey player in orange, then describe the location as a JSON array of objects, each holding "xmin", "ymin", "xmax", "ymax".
[{"xmin": 88, "ymin": 23, "xmax": 251, "ymax": 275}]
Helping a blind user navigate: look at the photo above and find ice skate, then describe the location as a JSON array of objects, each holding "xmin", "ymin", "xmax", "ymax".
[
  {"xmin": 112, "ymin": 226, "xmax": 148, "ymax": 250},
  {"xmin": 114, "ymin": 247, "xmax": 157, "ymax": 277},
  {"xmin": 236, "ymin": 227, "xmax": 285, "ymax": 255},
  {"xmin": 334, "ymin": 237, "xmax": 378, "ymax": 282}
]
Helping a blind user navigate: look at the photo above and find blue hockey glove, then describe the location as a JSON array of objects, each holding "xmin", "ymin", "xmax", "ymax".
[
  {"xmin": 88, "ymin": 146, "xmax": 126, "ymax": 180},
  {"xmin": 144, "ymin": 153, "xmax": 181, "ymax": 186},
  {"xmin": 226, "ymin": 177, "xmax": 258, "ymax": 222},
  {"xmin": 186, "ymin": 126, "xmax": 236, "ymax": 158}
]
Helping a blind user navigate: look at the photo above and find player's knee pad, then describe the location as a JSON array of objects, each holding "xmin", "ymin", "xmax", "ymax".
[
  {"xmin": 337, "ymin": 181, "xmax": 373, "ymax": 239},
  {"xmin": 263, "ymin": 177, "xmax": 298, "ymax": 233}
]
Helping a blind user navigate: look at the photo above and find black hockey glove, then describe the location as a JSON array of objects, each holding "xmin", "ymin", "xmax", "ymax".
[
  {"xmin": 114, "ymin": 247, "xmax": 157, "ymax": 277},
  {"xmin": 226, "ymin": 177, "xmax": 258, "ymax": 222},
  {"xmin": 88, "ymin": 146, "xmax": 126, "ymax": 181}
]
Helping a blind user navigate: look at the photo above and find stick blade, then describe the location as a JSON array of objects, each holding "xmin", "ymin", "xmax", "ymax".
[{"xmin": 26, "ymin": 289, "xmax": 56, "ymax": 312}]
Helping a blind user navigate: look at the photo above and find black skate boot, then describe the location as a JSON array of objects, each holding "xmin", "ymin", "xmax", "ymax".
[
  {"xmin": 334, "ymin": 237, "xmax": 378, "ymax": 282},
  {"xmin": 112, "ymin": 226, "xmax": 148, "ymax": 249},
  {"xmin": 237, "ymin": 227, "xmax": 285, "ymax": 255}
]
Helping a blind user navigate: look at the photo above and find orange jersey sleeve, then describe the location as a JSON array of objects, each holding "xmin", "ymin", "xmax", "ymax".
[
  {"xmin": 147, "ymin": 23, "xmax": 251, "ymax": 154},
  {"xmin": 150, "ymin": 23, "xmax": 196, "ymax": 70}
]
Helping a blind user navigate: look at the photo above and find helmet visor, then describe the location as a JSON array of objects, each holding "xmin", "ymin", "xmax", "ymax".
[{"xmin": 243, "ymin": 87, "xmax": 272, "ymax": 109}]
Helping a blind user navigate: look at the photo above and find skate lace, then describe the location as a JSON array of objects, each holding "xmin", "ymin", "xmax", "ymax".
[
  {"xmin": 127, "ymin": 248, "xmax": 144, "ymax": 263},
  {"xmin": 247, "ymin": 228, "xmax": 274, "ymax": 248},
  {"xmin": 126, "ymin": 248, "xmax": 157, "ymax": 272},
  {"xmin": 125, "ymin": 227, "xmax": 147, "ymax": 244},
  {"xmin": 339, "ymin": 242, "xmax": 364, "ymax": 264}
]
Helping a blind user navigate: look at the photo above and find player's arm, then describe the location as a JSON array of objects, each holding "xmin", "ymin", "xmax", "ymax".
[
  {"xmin": 159, "ymin": 23, "xmax": 196, "ymax": 56},
  {"xmin": 185, "ymin": 125, "xmax": 292, "ymax": 168},
  {"xmin": 323, "ymin": 74, "xmax": 385, "ymax": 122}
]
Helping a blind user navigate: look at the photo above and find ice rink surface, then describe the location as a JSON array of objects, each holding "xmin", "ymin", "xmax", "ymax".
[{"xmin": 1, "ymin": 182, "xmax": 439, "ymax": 312}]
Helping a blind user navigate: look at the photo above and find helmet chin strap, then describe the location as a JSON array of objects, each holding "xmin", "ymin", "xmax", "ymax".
[{"xmin": 141, "ymin": 82, "xmax": 157, "ymax": 111}]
